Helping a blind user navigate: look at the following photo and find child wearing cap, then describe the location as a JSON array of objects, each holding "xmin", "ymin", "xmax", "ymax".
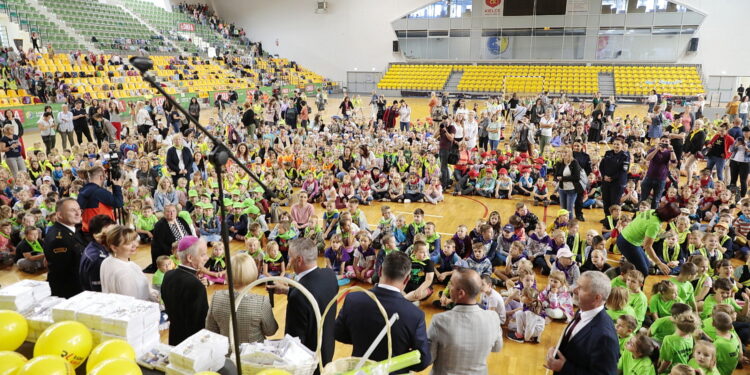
[
  {"xmin": 494, "ymin": 168, "xmax": 513, "ymax": 199},
  {"xmin": 514, "ymin": 167, "xmax": 534, "ymax": 196},
  {"xmin": 550, "ymin": 247, "xmax": 581, "ymax": 288},
  {"xmin": 227, "ymin": 203, "xmax": 248, "ymax": 240}
]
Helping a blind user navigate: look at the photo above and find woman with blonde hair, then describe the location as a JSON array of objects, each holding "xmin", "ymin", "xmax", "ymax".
[
  {"xmin": 205, "ymin": 252, "xmax": 278, "ymax": 344},
  {"xmin": 99, "ymin": 225, "xmax": 156, "ymax": 301},
  {"xmin": 154, "ymin": 177, "xmax": 179, "ymax": 212}
]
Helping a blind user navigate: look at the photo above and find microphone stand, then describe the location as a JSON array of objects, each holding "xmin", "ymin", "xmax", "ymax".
[{"xmin": 130, "ymin": 56, "xmax": 270, "ymax": 371}]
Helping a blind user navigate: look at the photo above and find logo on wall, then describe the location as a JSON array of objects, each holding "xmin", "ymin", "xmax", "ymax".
[
  {"xmin": 486, "ymin": 37, "xmax": 509, "ymax": 56},
  {"xmin": 484, "ymin": 0, "xmax": 503, "ymax": 15}
]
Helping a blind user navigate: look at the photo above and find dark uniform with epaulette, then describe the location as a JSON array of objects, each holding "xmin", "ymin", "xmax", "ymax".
[{"xmin": 44, "ymin": 222, "xmax": 86, "ymax": 298}]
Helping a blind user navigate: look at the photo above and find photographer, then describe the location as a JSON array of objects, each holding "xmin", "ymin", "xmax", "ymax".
[
  {"xmin": 77, "ymin": 166, "xmax": 125, "ymax": 234},
  {"xmin": 640, "ymin": 136, "xmax": 677, "ymax": 209},
  {"xmin": 437, "ymin": 117, "xmax": 456, "ymax": 190}
]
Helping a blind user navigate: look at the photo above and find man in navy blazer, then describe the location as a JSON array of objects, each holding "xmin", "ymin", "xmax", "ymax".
[
  {"xmin": 335, "ymin": 251, "xmax": 431, "ymax": 374},
  {"xmin": 545, "ymin": 271, "xmax": 619, "ymax": 375}
]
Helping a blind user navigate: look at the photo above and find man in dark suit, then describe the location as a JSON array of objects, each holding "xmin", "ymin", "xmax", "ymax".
[
  {"xmin": 44, "ymin": 198, "xmax": 87, "ymax": 298},
  {"xmin": 545, "ymin": 271, "xmax": 619, "ymax": 375},
  {"xmin": 166, "ymin": 133, "xmax": 194, "ymax": 187},
  {"xmin": 272, "ymin": 238, "xmax": 338, "ymax": 368},
  {"xmin": 335, "ymin": 251, "xmax": 431, "ymax": 374},
  {"xmin": 161, "ymin": 236, "xmax": 209, "ymax": 346}
]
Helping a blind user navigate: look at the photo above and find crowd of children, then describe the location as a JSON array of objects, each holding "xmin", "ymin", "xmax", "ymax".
[{"xmin": 1, "ymin": 84, "xmax": 750, "ymax": 375}]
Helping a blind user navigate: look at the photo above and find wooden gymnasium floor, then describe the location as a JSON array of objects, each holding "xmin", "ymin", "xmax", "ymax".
[{"xmin": 1, "ymin": 97, "xmax": 748, "ymax": 374}]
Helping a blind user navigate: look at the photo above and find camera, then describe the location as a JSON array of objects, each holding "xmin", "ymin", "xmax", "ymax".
[{"xmin": 102, "ymin": 142, "xmax": 122, "ymax": 181}]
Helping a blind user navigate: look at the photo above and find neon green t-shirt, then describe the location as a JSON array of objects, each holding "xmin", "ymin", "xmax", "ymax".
[
  {"xmin": 607, "ymin": 307, "xmax": 637, "ymax": 325},
  {"xmin": 714, "ymin": 332, "xmax": 741, "ymax": 375},
  {"xmin": 617, "ymin": 349, "xmax": 656, "ymax": 375},
  {"xmin": 649, "ymin": 316, "xmax": 675, "ymax": 344},
  {"xmin": 628, "ymin": 290, "xmax": 648, "ymax": 325},
  {"xmin": 670, "ymin": 278, "xmax": 696, "ymax": 307},
  {"xmin": 700, "ymin": 294, "xmax": 742, "ymax": 320},
  {"xmin": 611, "ymin": 275, "xmax": 627, "ymax": 289},
  {"xmin": 659, "ymin": 334, "xmax": 694, "ymax": 371},
  {"xmin": 702, "ymin": 317, "xmax": 738, "ymax": 341},
  {"xmin": 621, "ymin": 210, "xmax": 663, "ymax": 246},
  {"xmin": 152, "ymin": 269, "xmax": 165, "ymax": 287},
  {"xmin": 688, "ymin": 358, "xmax": 720, "ymax": 375},
  {"xmin": 649, "ymin": 293, "xmax": 677, "ymax": 318},
  {"xmin": 136, "ymin": 214, "xmax": 159, "ymax": 232}
]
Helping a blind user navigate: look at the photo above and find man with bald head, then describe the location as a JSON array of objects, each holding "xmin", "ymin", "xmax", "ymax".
[{"xmin": 427, "ymin": 268, "xmax": 502, "ymax": 375}]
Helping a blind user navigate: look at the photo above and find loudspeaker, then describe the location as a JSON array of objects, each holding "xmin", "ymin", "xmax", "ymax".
[
  {"xmin": 392, "ymin": 40, "xmax": 399, "ymax": 52},
  {"xmin": 688, "ymin": 37, "xmax": 699, "ymax": 52}
]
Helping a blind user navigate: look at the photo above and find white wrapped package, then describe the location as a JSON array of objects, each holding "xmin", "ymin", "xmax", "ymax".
[
  {"xmin": 0, "ymin": 280, "xmax": 51, "ymax": 311},
  {"xmin": 76, "ymin": 294, "xmax": 128, "ymax": 330},
  {"xmin": 165, "ymin": 363, "xmax": 195, "ymax": 375},
  {"xmin": 101, "ymin": 299, "xmax": 159, "ymax": 339},
  {"xmin": 169, "ymin": 329, "xmax": 229, "ymax": 373},
  {"xmin": 23, "ymin": 296, "xmax": 65, "ymax": 343},
  {"xmin": 51, "ymin": 291, "xmax": 106, "ymax": 321}
]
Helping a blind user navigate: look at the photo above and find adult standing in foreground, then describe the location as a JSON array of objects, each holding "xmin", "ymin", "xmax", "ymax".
[
  {"xmin": 335, "ymin": 251, "xmax": 431, "ymax": 374},
  {"xmin": 44, "ymin": 198, "xmax": 87, "ymax": 298},
  {"xmin": 161, "ymin": 236, "xmax": 209, "ymax": 346},
  {"xmin": 428, "ymin": 268, "xmax": 502, "ymax": 375},
  {"xmin": 545, "ymin": 271, "xmax": 619, "ymax": 375},
  {"xmin": 270, "ymin": 238, "xmax": 338, "ymax": 368}
]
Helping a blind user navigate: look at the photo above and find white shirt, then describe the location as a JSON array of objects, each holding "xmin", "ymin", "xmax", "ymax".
[
  {"xmin": 100, "ymin": 257, "xmax": 153, "ymax": 301},
  {"xmin": 453, "ymin": 122, "xmax": 465, "ymax": 139},
  {"xmin": 540, "ymin": 116, "xmax": 555, "ymax": 137},
  {"xmin": 296, "ymin": 266, "xmax": 318, "ymax": 281},
  {"xmin": 481, "ymin": 289, "xmax": 506, "ymax": 325},
  {"xmin": 398, "ymin": 106, "xmax": 411, "ymax": 123},
  {"xmin": 566, "ymin": 305, "xmax": 605, "ymax": 340},
  {"xmin": 57, "ymin": 111, "xmax": 74, "ymax": 132}
]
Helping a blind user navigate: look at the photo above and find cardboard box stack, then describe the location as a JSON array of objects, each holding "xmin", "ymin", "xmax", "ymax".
[{"xmin": 166, "ymin": 329, "xmax": 228, "ymax": 374}]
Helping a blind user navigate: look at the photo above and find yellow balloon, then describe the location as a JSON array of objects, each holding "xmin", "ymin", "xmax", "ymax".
[
  {"xmin": 34, "ymin": 321, "xmax": 92, "ymax": 369},
  {"xmin": 86, "ymin": 339, "xmax": 136, "ymax": 373},
  {"xmin": 0, "ymin": 310, "xmax": 28, "ymax": 351},
  {"xmin": 88, "ymin": 358, "xmax": 142, "ymax": 375},
  {"xmin": 194, "ymin": 372, "xmax": 221, "ymax": 375},
  {"xmin": 0, "ymin": 351, "xmax": 27, "ymax": 375},
  {"xmin": 16, "ymin": 355, "xmax": 73, "ymax": 375},
  {"xmin": 257, "ymin": 370, "xmax": 292, "ymax": 375}
]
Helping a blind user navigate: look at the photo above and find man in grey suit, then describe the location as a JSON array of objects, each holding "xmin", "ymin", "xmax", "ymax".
[{"xmin": 427, "ymin": 268, "xmax": 503, "ymax": 375}]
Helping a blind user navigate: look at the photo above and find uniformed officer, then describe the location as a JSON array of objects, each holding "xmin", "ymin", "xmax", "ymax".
[{"xmin": 44, "ymin": 198, "xmax": 86, "ymax": 298}]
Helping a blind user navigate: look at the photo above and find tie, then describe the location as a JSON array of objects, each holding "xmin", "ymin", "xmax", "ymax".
[{"xmin": 560, "ymin": 311, "xmax": 582, "ymax": 346}]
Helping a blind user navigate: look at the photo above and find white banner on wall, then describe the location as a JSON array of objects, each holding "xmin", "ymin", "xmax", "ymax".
[{"xmin": 483, "ymin": 0, "xmax": 504, "ymax": 16}]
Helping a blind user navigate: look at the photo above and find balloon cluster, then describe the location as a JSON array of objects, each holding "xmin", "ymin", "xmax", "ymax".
[{"xmin": 0, "ymin": 310, "xmax": 140, "ymax": 375}]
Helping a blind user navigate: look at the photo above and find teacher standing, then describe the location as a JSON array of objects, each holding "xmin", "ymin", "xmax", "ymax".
[
  {"xmin": 545, "ymin": 271, "xmax": 618, "ymax": 375},
  {"xmin": 616, "ymin": 203, "xmax": 681, "ymax": 278}
]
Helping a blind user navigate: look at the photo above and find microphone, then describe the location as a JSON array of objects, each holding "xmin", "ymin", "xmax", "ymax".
[{"xmin": 128, "ymin": 56, "xmax": 154, "ymax": 73}]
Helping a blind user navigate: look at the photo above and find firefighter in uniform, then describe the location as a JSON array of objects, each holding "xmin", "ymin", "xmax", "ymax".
[{"xmin": 44, "ymin": 198, "xmax": 87, "ymax": 298}]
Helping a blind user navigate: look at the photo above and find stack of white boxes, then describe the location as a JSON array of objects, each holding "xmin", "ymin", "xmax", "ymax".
[
  {"xmin": 50, "ymin": 291, "xmax": 161, "ymax": 356},
  {"xmin": 166, "ymin": 329, "xmax": 229, "ymax": 375},
  {"xmin": 23, "ymin": 296, "xmax": 65, "ymax": 342},
  {"xmin": 0, "ymin": 280, "xmax": 51, "ymax": 311}
]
